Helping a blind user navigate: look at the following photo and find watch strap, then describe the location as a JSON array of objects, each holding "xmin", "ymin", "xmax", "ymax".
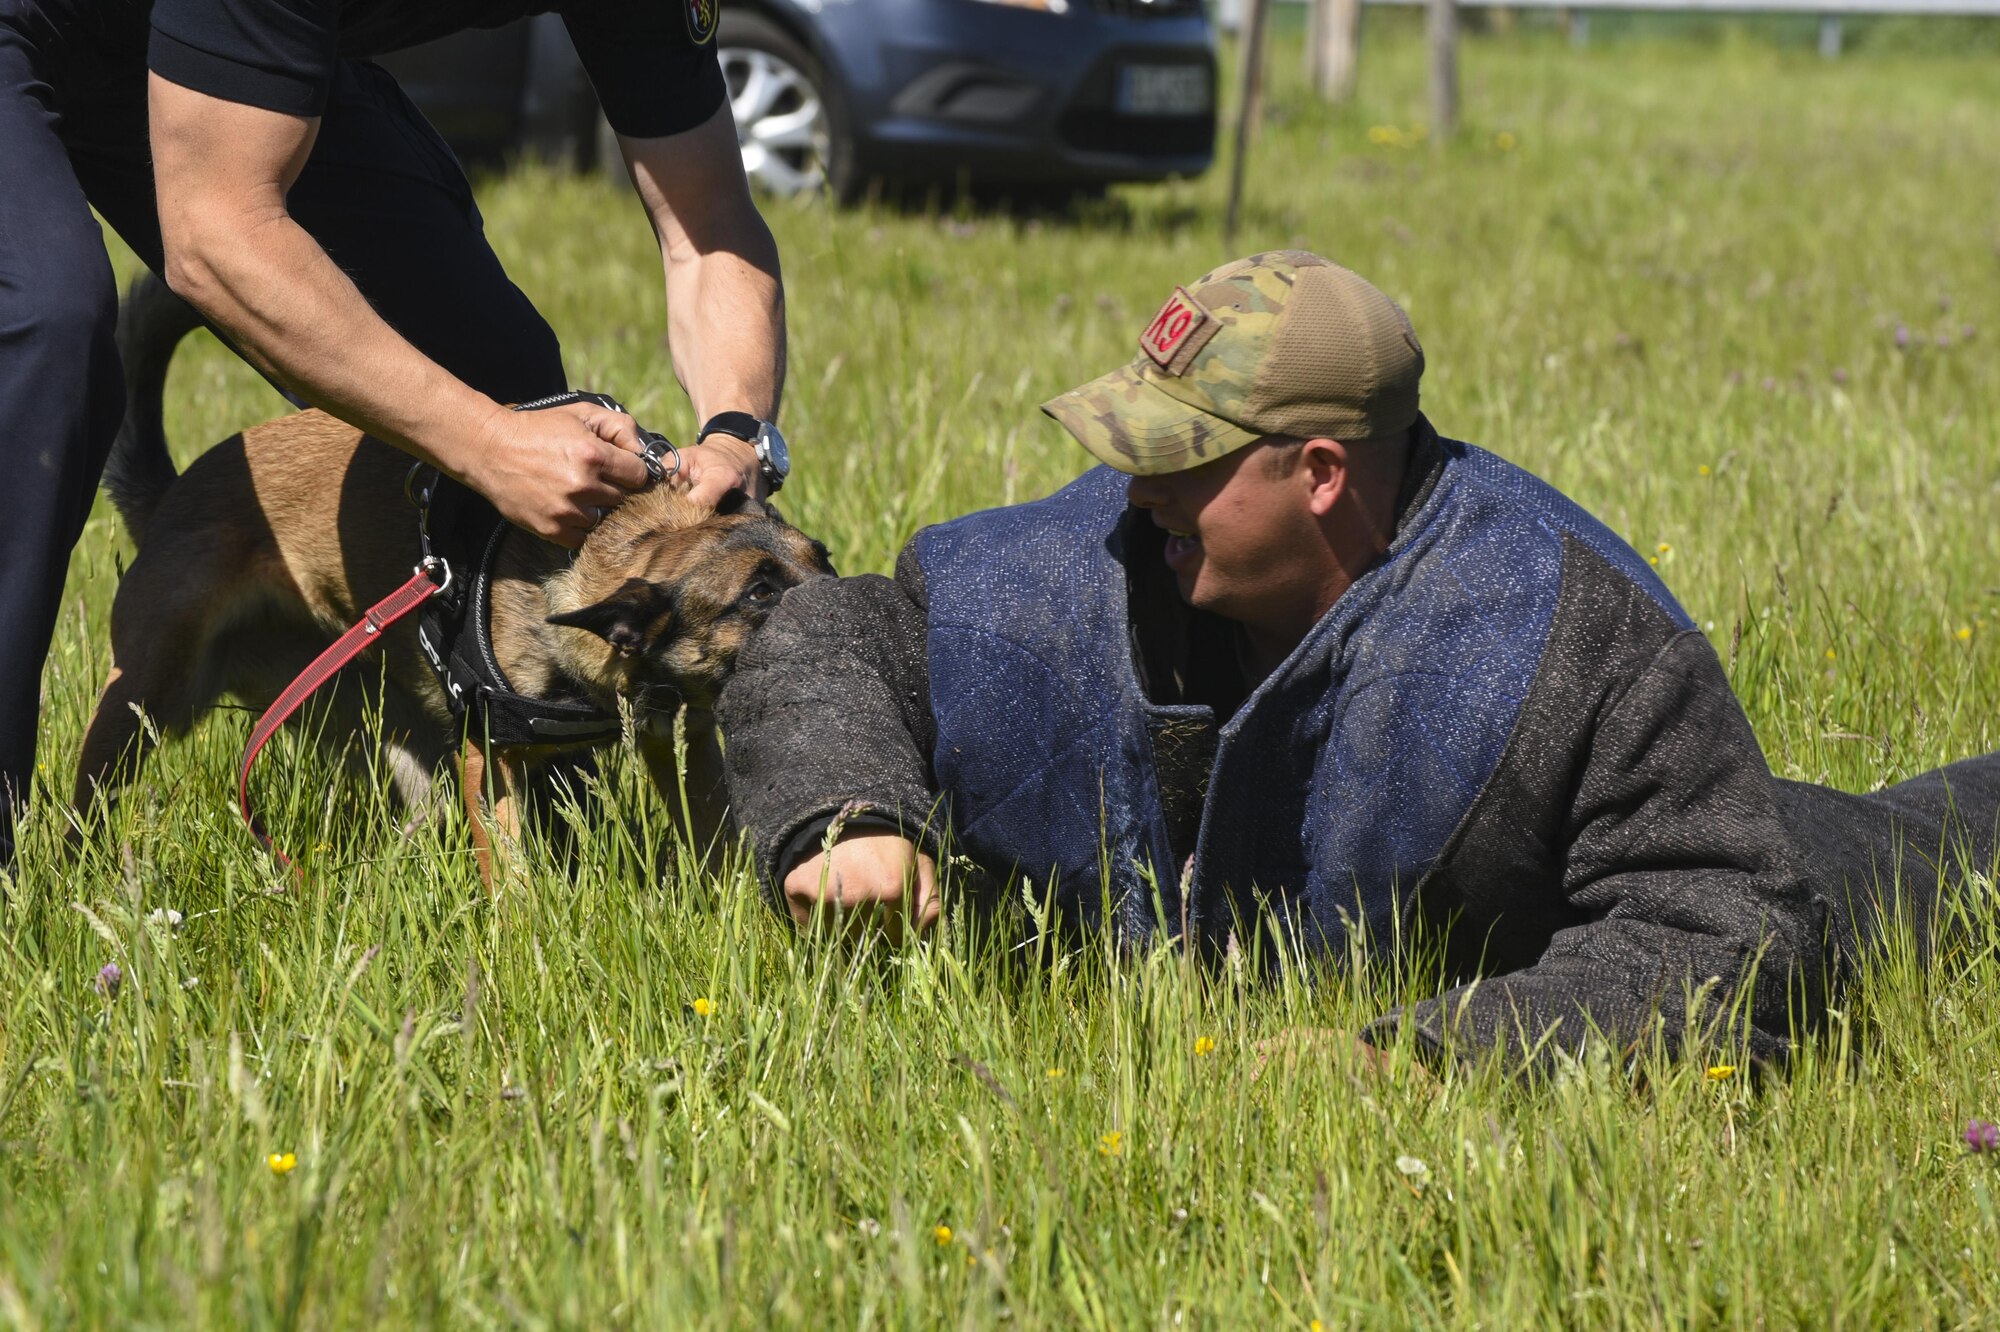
[{"xmin": 698, "ymin": 411, "xmax": 762, "ymax": 444}]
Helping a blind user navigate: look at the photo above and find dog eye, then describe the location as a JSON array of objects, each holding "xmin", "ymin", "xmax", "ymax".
[{"xmin": 745, "ymin": 580, "xmax": 780, "ymax": 605}]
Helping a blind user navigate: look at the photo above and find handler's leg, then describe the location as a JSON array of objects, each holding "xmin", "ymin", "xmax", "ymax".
[
  {"xmin": 286, "ymin": 59, "xmax": 568, "ymax": 399},
  {"xmin": 0, "ymin": 31, "xmax": 127, "ymax": 865}
]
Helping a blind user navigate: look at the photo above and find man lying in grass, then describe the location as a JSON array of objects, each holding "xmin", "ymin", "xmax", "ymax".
[{"xmin": 719, "ymin": 251, "xmax": 2000, "ymax": 1072}]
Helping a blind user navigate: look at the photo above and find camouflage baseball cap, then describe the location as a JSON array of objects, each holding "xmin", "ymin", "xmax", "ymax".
[{"xmin": 1041, "ymin": 251, "xmax": 1425, "ymax": 475}]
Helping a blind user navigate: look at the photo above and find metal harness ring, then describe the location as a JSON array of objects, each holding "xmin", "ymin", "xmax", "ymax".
[
  {"xmin": 416, "ymin": 554, "xmax": 454, "ymax": 599},
  {"xmin": 639, "ymin": 431, "xmax": 681, "ymax": 486}
]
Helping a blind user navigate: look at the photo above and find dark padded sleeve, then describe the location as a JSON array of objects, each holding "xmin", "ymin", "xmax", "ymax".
[
  {"xmin": 718, "ymin": 544, "xmax": 941, "ymax": 897},
  {"xmin": 1373, "ymin": 544, "xmax": 1831, "ymax": 1073}
]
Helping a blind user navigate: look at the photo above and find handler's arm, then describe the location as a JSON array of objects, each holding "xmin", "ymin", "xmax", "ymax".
[
  {"xmin": 148, "ymin": 76, "xmax": 652, "ymax": 547},
  {"xmin": 618, "ymin": 103, "xmax": 786, "ymax": 507},
  {"xmin": 719, "ymin": 546, "xmax": 942, "ymax": 938}
]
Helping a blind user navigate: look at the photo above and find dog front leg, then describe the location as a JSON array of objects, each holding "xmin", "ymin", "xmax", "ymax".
[
  {"xmin": 639, "ymin": 711, "xmax": 732, "ymax": 875},
  {"xmin": 461, "ymin": 737, "xmax": 532, "ymax": 896},
  {"xmin": 460, "ymin": 739, "xmax": 497, "ymax": 888}
]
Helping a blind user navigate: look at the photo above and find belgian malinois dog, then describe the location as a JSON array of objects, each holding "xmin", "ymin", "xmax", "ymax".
[{"xmin": 72, "ymin": 277, "xmax": 833, "ymax": 884}]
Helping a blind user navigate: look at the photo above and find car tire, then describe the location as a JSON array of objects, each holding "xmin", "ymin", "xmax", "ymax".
[{"xmin": 716, "ymin": 12, "xmax": 857, "ymax": 202}]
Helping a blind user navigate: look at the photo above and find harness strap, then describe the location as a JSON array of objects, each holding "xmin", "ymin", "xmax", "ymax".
[{"xmin": 237, "ymin": 563, "xmax": 449, "ymax": 872}]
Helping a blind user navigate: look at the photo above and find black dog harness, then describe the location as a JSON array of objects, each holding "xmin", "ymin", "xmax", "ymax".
[
  {"xmin": 410, "ymin": 390, "xmax": 680, "ymax": 750},
  {"xmin": 236, "ymin": 390, "xmax": 679, "ymax": 871}
]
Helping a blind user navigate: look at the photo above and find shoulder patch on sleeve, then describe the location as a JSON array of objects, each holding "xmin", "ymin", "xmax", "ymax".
[{"xmin": 686, "ymin": 0, "xmax": 718, "ymax": 45}]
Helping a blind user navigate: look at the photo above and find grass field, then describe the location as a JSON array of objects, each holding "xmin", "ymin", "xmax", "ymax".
[{"xmin": 5, "ymin": 21, "xmax": 2000, "ymax": 1329}]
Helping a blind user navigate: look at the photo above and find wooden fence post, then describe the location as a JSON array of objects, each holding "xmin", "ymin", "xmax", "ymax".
[
  {"xmin": 1307, "ymin": 0, "xmax": 1364, "ymax": 102},
  {"xmin": 1224, "ymin": 0, "xmax": 1273, "ymax": 245},
  {"xmin": 1428, "ymin": 0, "xmax": 1459, "ymax": 141}
]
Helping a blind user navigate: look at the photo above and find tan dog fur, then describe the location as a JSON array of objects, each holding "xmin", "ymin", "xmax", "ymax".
[{"xmin": 72, "ymin": 408, "xmax": 832, "ymax": 885}]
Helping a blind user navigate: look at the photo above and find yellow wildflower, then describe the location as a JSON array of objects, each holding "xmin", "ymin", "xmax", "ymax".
[
  {"xmin": 1656, "ymin": 542, "xmax": 1672, "ymax": 555},
  {"xmin": 691, "ymin": 997, "xmax": 714, "ymax": 1017},
  {"xmin": 1648, "ymin": 556, "xmax": 1659, "ymax": 567},
  {"xmin": 1957, "ymin": 625, "xmax": 1973, "ymax": 642},
  {"xmin": 1046, "ymin": 1067, "xmax": 1065, "ymax": 1080},
  {"xmin": 1494, "ymin": 131, "xmax": 1517, "ymax": 152},
  {"xmin": 1705, "ymin": 1065, "xmax": 1736, "ymax": 1082},
  {"xmin": 1194, "ymin": 1036, "xmax": 1216, "ymax": 1057},
  {"xmin": 1698, "ymin": 464, "xmax": 1712, "ymax": 476},
  {"xmin": 1825, "ymin": 648, "xmax": 1837, "ymax": 661},
  {"xmin": 1312, "ymin": 1321, "xmax": 1326, "ymax": 1332},
  {"xmin": 933, "ymin": 1224, "xmax": 953, "ymax": 1246},
  {"xmin": 267, "ymin": 1152, "xmax": 297, "ymax": 1176},
  {"xmin": 1099, "ymin": 1131, "xmax": 1124, "ymax": 1157}
]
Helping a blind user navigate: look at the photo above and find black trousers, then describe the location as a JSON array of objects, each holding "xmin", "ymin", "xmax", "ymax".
[{"xmin": 0, "ymin": 20, "xmax": 568, "ymax": 863}]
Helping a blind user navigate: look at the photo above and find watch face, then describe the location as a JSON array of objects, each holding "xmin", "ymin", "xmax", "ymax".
[{"xmin": 758, "ymin": 421, "xmax": 791, "ymax": 477}]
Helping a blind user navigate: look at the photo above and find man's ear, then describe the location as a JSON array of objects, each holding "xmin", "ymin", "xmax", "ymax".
[
  {"xmin": 547, "ymin": 577, "xmax": 675, "ymax": 657},
  {"xmin": 1299, "ymin": 437, "xmax": 1350, "ymax": 518}
]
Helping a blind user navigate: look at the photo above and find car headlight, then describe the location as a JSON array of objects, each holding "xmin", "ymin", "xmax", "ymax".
[{"xmin": 962, "ymin": 0, "xmax": 1071, "ymax": 13}]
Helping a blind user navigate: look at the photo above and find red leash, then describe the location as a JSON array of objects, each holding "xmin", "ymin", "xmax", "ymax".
[{"xmin": 237, "ymin": 560, "xmax": 450, "ymax": 871}]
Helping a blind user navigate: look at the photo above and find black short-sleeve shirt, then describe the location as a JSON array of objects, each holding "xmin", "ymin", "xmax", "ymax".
[{"xmin": 145, "ymin": 0, "xmax": 725, "ymax": 138}]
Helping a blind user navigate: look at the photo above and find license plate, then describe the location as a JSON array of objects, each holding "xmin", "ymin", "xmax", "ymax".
[{"xmin": 1115, "ymin": 65, "xmax": 1210, "ymax": 117}]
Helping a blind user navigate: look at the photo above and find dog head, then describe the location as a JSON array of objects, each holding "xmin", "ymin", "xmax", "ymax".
[{"xmin": 544, "ymin": 489, "xmax": 835, "ymax": 710}]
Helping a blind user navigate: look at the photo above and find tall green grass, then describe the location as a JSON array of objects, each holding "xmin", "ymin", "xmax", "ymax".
[{"xmin": 5, "ymin": 25, "xmax": 1999, "ymax": 1328}]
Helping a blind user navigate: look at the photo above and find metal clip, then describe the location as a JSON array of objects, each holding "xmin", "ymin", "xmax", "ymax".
[
  {"xmin": 417, "ymin": 555, "xmax": 454, "ymax": 599},
  {"xmin": 638, "ymin": 431, "xmax": 682, "ymax": 486},
  {"xmin": 403, "ymin": 461, "xmax": 436, "ymax": 510}
]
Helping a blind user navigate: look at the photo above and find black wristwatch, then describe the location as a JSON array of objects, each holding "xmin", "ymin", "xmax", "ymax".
[{"xmin": 699, "ymin": 411, "xmax": 790, "ymax": 492}]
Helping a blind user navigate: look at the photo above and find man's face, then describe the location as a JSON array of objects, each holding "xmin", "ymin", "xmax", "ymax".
[{"xmin": 1125, "ymin": 441, "xmax": 1325, "ymax": 640}]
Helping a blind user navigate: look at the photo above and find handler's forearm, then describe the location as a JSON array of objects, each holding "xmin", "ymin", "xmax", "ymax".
[
  {"xmin": 620, "ymin": 104, "xmax": 786, "ymax": 426},
  {"xmin": 161, "ymin": 202, "xmax": 504, "ymax": 481},
  {"xmin": 662, "ymin": 224, "xmax": 785, "ymax": 424}
]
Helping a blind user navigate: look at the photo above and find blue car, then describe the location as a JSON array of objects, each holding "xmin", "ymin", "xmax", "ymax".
[{"xmin": 382, "ymin": 3, "xmax": 1217, "ymax": 200}]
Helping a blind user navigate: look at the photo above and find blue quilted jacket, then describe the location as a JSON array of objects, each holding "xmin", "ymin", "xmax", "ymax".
[
  {"xmin": 722, "ymin": 421, "xmax": 2000, "ymax": 1068},
  {"xmin": 913, "ymin": 436, "xmax": 1687, "ymax": 950}
]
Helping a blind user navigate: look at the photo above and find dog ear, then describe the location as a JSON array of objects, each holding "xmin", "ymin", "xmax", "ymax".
[
  {"xmin": 546, "ymin": 578, "xmax": 675, "ymax": 657},
  {"xmin": 715, "ymin": 489, "xmax": 767, "ymax": 518}
]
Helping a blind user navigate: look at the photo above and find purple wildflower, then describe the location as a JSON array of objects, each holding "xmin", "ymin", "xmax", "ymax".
[
  {"xmin": 1967, "ymin": 1118, "xmax": 2000, "ymax": 1154},
  {"xmin": 1832, "ymin": 368, "xmax": 1849, "ymax": 385},
  {"xmin": 96, "ymin": 962, "xmax": 122, "ymax": 999},
  {"xmin": 1894, "ymin": 323, "xmax": 1910, "ymax": 350}
]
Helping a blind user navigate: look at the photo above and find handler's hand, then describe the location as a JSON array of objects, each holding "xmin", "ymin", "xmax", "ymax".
[
  {"xmin": 465, "ymin": 401, "xmax": 652, "ymax": 548},
  {"xmin": 783, "ymin": 829, "xmax": 938, "ymax": 943},
  {"xmin": 679, "ymin": 433, "xmax": 766, "ymax": 508}
]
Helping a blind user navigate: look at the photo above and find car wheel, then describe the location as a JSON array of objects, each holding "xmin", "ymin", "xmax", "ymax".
[{"xmin": 718, "ymin": 14, "xmax": 847, "ymax": 199}]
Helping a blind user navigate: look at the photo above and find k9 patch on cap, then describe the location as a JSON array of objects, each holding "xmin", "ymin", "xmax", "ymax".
[{"xmin": 1139, "ymin": 286, "xmax": 1220, "ymax": 375}]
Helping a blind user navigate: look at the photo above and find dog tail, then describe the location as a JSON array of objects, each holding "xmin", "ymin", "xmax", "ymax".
[{"xmin": 104, "ymin": 273, "xmax": 206, "ymax": 541}]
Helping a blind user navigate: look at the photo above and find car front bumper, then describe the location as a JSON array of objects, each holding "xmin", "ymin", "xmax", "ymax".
[{"xmin": 805, "ymin": 0, "xmax": 1217, "ymax": 183}]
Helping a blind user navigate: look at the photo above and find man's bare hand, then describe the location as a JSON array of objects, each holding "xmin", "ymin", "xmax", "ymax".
[
  {"xmin": 782, "ymin": 829, "xmax": 938, "ymax": 942},
  {"xmin": 680, "ymin": 433, "xmax": 765, "ymax": 508},
  {"xmin": 466, "ymin": 402, "xmax": 653, "ymax": 547}
]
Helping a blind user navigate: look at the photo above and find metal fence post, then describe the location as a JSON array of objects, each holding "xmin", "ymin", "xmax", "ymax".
[{"xmin": 1225, "ymin": 0, "xmax": 1273, "ymax": 244}]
